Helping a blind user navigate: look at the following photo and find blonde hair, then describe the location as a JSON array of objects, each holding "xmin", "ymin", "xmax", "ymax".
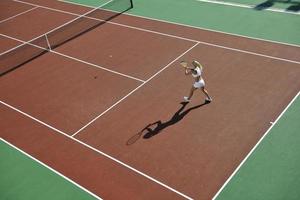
[{"xmin": 192, "ymin": 60, "xmax": 203, "ymax": 71}]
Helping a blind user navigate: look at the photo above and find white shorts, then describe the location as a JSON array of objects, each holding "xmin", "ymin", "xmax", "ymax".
[{"xmin": 193, "ymin": 79, "xmax": 205, "ymax": 88}]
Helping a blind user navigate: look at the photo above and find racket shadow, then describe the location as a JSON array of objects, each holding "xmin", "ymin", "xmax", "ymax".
[
  {"xmin": 126, "ymin": 100, "xmax": 210, "ymax": 145},
  {"xmin": 126, "ymin": 131, "xmax": 143, "ymax": 145}
]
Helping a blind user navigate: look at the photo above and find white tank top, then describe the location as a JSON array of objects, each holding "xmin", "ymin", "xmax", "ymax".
[{"xmin": 192, "ymin": 67, "xmax": 202, "ymax": 78}]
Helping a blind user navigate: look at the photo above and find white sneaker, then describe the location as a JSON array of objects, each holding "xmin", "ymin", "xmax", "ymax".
[
  {"xmin": 205, "ymin": 97, "xmax": 212, "ymax": 102},
  {"xmin": 183, "ymin": 96, "xmax": 190, "ymax": 102}
]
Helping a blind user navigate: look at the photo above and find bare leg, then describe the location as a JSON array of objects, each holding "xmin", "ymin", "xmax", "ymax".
[
  {"xmin": 201, "ymin": 87, "xmax": 212, "ymax": 101},
  {"xmin": 184, "ymin": 87, "xmax": 197, "ymax": 102},
  {"xmin": 188, "ymin": 87, "xmax": 197, "ymax": 100}
]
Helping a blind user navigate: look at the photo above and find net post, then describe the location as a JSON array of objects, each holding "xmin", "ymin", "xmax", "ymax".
[{"xmin": 130, "ymin": 0, "xmax": 133, "ymax": 8}]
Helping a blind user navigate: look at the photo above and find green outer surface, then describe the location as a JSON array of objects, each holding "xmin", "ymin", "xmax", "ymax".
[
  {"xmin": 65, "ymin": 0, "xmax": 300, "ymax": 46},
  {"xmin": 0, "ymin": 140, "xmax": 97, "ymax": 200},
  {"xmin": 216, "ymin": 95, "xmax": 300, "ymax": 200}
]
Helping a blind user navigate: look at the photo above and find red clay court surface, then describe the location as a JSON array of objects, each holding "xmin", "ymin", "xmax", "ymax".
[{"xmin": 1, "ymin": 0, "xmax": 300, "ymax": 199}]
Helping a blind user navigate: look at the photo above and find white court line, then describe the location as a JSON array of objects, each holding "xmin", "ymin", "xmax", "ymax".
[
  {"xmin": 72, "ymin": 42, "xmax": 199, "ymax": 136},
  {"xmin": 0, "ymin": 138, "xmax": 103, "ymax": 200},
  {"xmin": 57, "ymin": 0, "xmax": 300, "ymax": 48},
  {"xmin": 195, "ymin": 0, "xmax": 300, "ymax": 15},
  {"xmin": 0, "ymin": 6, "xmax": 39, "ymax": 24},
  {"xmin": 0, "ymin": 34, "xmax": 145, "ymax": 83},
  {"xmin": 0, "ymin": 100, "xmax": 193, "ymax": 200},
  {"xmin": 13, "ymin": 0, "xmax": 300, "ymax": 65},
  {"xmin": 212, "ymin": 91, "xmax": 300, "ymax": 200}
]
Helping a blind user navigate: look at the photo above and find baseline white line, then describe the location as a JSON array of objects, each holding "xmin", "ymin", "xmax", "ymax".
[
  {"xmin": 57, "ymin": 0, "xmax": 300, "ymax": 48},
  {"xmin": 212, "ymin": 91, "xmax": 300, "ymax": 200},
  {"xmin": 13, "ymin": 0, "xmax": 300, "ymax": 64},
  {"xmin": 0, "ymin": 6, "xmax": 39, "ymax": 24},
  {"xmin": 0, "ymin": 33, "xmax": 145, "ymax": 83},
  {"xmin": 0, "ymin": 100, "xmax": 193, "ymax": 200},
  {"xmin": 195, "ymin": 0, "xmax": 300, "ymax": 15},
  {"xmin": 72, "ymin": 42, "xmax": 199, "ymax": 136},
  {"xmin": 0, "ymin": 138, "xmax": 103, "ymax": 200}
]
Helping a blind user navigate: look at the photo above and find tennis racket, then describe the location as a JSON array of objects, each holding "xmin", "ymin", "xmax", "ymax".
[{"xmin": 180, "ymin": 61, "xmax": 188, "ymax": 69}]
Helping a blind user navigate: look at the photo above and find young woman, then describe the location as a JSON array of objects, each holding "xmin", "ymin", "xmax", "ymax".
[{"xmin": 181, "ymin": 60, "xmax": 212, "ymax": 102}]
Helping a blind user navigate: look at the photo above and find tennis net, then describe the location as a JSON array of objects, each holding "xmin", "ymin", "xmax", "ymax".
[{"xmin": 0, "ymin": 0, "xmax": 133, "ymax": 76}]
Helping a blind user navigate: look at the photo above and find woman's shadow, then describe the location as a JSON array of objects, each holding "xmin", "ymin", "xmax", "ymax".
[{"xmin": 141, "ymin": 100, "xmax": 210, "ymax": 139}]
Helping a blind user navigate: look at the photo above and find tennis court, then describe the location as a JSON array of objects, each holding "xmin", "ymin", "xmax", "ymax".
[{"xmin": 1, "ymin": 0, "xmax": 300, "ymax": 199}]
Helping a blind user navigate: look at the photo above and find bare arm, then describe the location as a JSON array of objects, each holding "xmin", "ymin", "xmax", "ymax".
[{"xmin": 185, "ymin": 68, "xmax": 193, "ymax": 75}]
